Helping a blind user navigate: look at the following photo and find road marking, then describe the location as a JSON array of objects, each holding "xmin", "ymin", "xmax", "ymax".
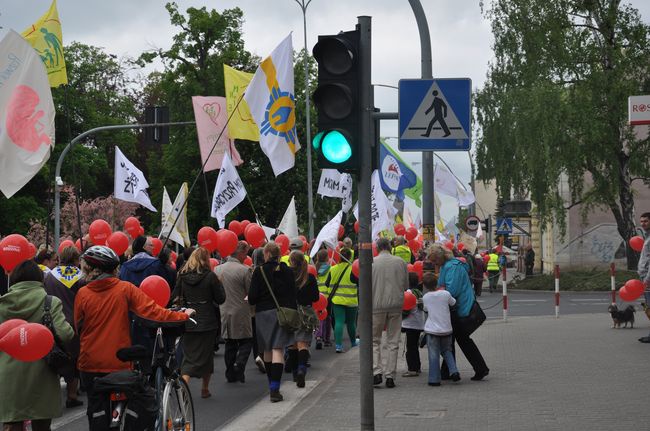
[
  {"xmin": 511, "ymin": 299, "xmax": 547, "ymax": 302},
  {"xmin": 52, "ymin": 409, "xmax": 86, "ymax": 429}
]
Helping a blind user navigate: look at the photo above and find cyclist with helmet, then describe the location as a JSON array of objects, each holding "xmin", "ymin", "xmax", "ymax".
[{"xmin": 73, "ymin": 246, "xmax": 194, "ymax": 410}]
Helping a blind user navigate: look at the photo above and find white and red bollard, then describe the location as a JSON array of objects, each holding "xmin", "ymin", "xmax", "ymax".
[
  {"xmin": 554, "ymin": 265, "xmax": 560, "ymax": 318},
  {"xmin": 610, "ymin": 263, "xmax": 616, "ymax": 305},
  {"xmin": 502, "ymin": 266, "xmax": 508, "ymax": 321}
]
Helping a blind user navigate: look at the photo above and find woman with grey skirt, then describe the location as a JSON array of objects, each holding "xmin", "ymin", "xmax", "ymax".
[
  {"xmin": 248, "ymin": 242, "xmax": 297, "ymax": 402},
  {"xmin": 287, "ymin": 251, "xmax": 320, "ymax": 388}
]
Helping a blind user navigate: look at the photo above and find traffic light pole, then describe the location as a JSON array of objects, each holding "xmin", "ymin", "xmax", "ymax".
[
  {"xmin": 408, "ymin": 0, "xmax": 435, "ymax": 230},
  {"xmin": 356, "ymin": 15, "xmax": 375, "ymax": 431}
]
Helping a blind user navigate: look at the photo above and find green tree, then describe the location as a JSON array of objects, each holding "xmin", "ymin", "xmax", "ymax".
[
  {"xmin": 475, "ymin": 0, "xmax": 650, "ymax": 269},
  {"xmin": 139, "ymin": 2, "xmax": 339, "ymax": 238}
]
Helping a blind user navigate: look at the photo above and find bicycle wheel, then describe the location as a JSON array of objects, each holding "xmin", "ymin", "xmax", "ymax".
[{"xmin": 162, "ymin": 378, "xmax": 195, "ymax": 431}]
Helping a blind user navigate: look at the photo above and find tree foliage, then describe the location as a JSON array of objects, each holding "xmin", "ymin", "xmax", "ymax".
[{"xmin": 475, "ymin": 0, "xmax": 650, "ymax": 268}]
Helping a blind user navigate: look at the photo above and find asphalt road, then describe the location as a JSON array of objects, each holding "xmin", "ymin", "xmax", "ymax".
[{"xmin": 50, "ymin": 289, "xmax": 637, "ymax": 430}]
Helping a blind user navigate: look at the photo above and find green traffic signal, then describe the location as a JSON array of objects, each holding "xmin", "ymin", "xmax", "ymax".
[{"xmin": 321, "ymin": 130, "xmax": 352, "ymax": 164}]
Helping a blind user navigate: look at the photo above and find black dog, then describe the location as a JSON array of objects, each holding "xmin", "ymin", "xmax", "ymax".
[{"xmin": 608, "ymin": 304, "xmax": 635, "ymax": 328}]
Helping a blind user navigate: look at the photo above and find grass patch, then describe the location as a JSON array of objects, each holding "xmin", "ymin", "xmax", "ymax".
[{"xmin": 512, "ymin": 269, "xmax": 640, "ymax": 291}]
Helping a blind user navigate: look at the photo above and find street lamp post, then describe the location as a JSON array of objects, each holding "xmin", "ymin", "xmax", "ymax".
[{"xmin": 294, "ymin": 0, "xmax": 315, "ymax": 239}]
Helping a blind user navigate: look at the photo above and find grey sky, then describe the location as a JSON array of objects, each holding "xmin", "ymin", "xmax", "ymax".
[{"xmin": 2, "ymin": 1, "xmax": 649, "ymax": 220}]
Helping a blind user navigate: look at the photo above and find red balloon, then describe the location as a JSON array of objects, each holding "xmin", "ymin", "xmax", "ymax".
[
  {"xmin": 169, "ymin": 261, "xmax": 176, "ymax": 271},
  {"xmin": 0, "ymin": 319, "xmax": 27, "ymax": 341},
  {"xmin": 333, "ymin": 249, "xmax": 341, "ymax": 264},
  {"xmin": 275, "ymin": 234, "xmax": 290, "ymax": 255},
  {"xmin": 58, "ymin": 239, "xmax": 75, "ymax": 255},
  {"xmin": 0, "ymin": 234, "xmax": 31, "ymax": 273},
  {"xmin": 413, "ymin": 260, "xmax": 424, "ymax": 280},
  {"xmin": 244, "ymin": 224, "xmax": 266, "ymax": 248},
  {"xmin": 107, "ymin": 232, "xmax": 129, "ymax": 256},
  {"xmin": 405, "ymin": 227, "xmax": 418, "ymax": 241},
  {"xmin": 408, "ymin": 239, "xmax": 421, "ymax": 254},
  {"xmin": 351, "ymin": 259, "xmax": 360, "ymax": 278},
  {"xmin": 170, "ymin": 251, "xmax": 178, "ymax": 263},
  {"xmin": 308, "ymin": 264, "xmax": 317, "ymax": 277},
  {"xmin": 483, "ymin": 255, "xmax": 491, "ymax": 264},
  {"xmin": 244, "ymin": 256, "xmax": 253, "ymax": 267},
  {"xmin": 403, "ymin": 291, "xmax": 417, "ymax": 311},
  {"xmin": 217, "ymin": 229, "xmax": 239, "ymax": 257},
  {"xmin": 140, "ymin": 275, "xmax": 171, "ymax": 307},
  {"xmin": 394, "ymin": 223, "xmax": 406, "ymax": 236},
  {"xmin": 89, "ymin": 219, "xmax": 112, "ymax": 246},
  {"xmin": 407, "ymin": 263, "xmax": 414, "ymax": 273},
  {"xmin": 197, "ymin": 227, "xmax": 219, "ymax": 252},
  {"xmin": 327, "ymin": 248, "xmax": 334, "ymax": 260},
  {"xmin": 299, "ymin": 235, "xmax": 309, "ymax": 252},
  {"xmin": 241, "ymin": 220, "xmax": 251, "ymax": 231},
  {"xmin": 630, "ymin": 236, "xmax": 644, "ymax": 252},
  {"xmin": 150, "ymin": 238, "xmax": 163, "ymax": 257},
  {"xmin": 75, "ymin": 238, "xmax": 83, "ymax": 251},
  {"xmin": 444, "ymin": 241, "xmax": 454, "ymax": 250},
  {"xmin": 618, "ymin": 286, "xmax": 639, "ymax": 302},
  {"xmin": 354, "ymin": 220, "xmax": 360, "ymax": 234},
  {"xmin": 457, "ymin": 243, "xmax": 465, "ymax": 252},
  {"xmin": 138, "ymin": 226, "xmax": 145, "ymax": 236},
  {"xmin": 313, "ymin": 293, "xmax": 328, "ymax": 312},
  {"xmin": 625, "ymin": 279, "xmax": 645, "ymax": 297},
  {"xmin": 27, "ymin": 243, "xmax": 37, "ymax": 259},
  {"xmin": 228, "ymin": 220, "xmax": 243, "ymax": 237},
  {"xmin": 317, "ymin": 308, "xmax": 328, "ymax": 321},
  {"xmin": 124, "ymin": 217, "xmax": 141, "ymax": 239},
  {"xmin": 372, "ymin": 242, "xmax": 378, "ymax": 257},
  {"xmin": 338, "ymin": 225, "xmax": 345, "ymax": 239},
  {"xmin": 209, "ymin": 258, "xmax": 219, "ymax": 271},
  {"xmin": 0, "ymin": 323, "xmax": 54, "ymax": 362}
]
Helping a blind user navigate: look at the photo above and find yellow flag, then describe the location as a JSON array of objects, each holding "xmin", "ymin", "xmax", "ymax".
[
  {"xmin": 22, "ymin": 0, "xmax": 67, "ymax": 88},
  {"xmin": 224, "ymin": 64, "xmax": 259, "ymax": 141}
]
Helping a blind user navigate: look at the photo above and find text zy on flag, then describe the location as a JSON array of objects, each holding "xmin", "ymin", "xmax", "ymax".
[
  {"xmin": 0, "ymin": 30, "xmax": 55, "ymax": 198},
  {"xmin": 244, "ymin": 34, "xmax": 300, "ymax": 176},
  {"xmin": 114, "ymin": 146, "xmax": 157, "ymax": 211},
  {"xmin": 211, "ymin": 152, "xmax": 247, "ymax": 228},
  {"xmin": 21, "ymin": 0, "xmax": 67, "ymax": 88},
  {"xmin": 192, "ymin": 96, "xmax": 242, "ymax": 172},
  {"xmin": 224, "ymin": 64, "xmax": 259, "ymax": 141}
]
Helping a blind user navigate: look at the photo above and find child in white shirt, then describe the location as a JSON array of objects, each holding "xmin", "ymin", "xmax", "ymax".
[{"xmin": 422, "ymin": 272, "xmax": 460, "ymax": 386}]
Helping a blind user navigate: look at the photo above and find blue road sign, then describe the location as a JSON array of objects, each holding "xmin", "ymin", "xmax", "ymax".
[
  {"xmin": 398, "ymin": 78, "xmax": 471, "ymax": 151},
  {"xmin": 495, "ymin": 217, "xmax": 513, "ymax": 235}
]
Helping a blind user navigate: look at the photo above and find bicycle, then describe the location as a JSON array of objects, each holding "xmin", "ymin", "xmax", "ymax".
[{"xmin": 95, "ymin": 314, "xmax": 196, "ymax": 431}]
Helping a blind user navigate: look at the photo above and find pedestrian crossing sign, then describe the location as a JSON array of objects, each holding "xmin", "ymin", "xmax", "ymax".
[
  {"xmin": 398, "ymin": 78, "xmax": 471, "ymax": 151},
  {"xmin": 495, "ymin": 217, "xmax": 513, "ymax": 235}
]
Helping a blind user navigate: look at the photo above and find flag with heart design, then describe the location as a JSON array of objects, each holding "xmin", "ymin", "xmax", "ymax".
[{"xmin": 192, "ymin": 96, "xmax": 242, "ymax": 172}]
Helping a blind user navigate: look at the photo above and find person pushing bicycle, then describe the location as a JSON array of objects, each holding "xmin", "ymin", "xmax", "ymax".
[{"xmin": 73, "ymin": 246, "xmax": 194, "ymax": 426}]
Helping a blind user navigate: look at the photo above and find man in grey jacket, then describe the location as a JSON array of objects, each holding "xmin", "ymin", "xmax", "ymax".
[
  {"xmin": 372, "ymin": 237, "xmax": 409, "ymax": 388},
  {"xmin": 216, "ymin": 241, "xmax": 254, "ymax": 381},
  {"xmin": 637, "ymin": 213, "xmax": 650, "ymax": 343}
]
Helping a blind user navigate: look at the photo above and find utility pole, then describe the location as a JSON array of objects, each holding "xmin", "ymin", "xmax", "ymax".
[{"xmin": 357, "ymin": 15, "xmax": 374, "ymax": 431}]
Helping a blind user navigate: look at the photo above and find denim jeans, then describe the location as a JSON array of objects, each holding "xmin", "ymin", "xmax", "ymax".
[{"xmin": 427, "ymin": 334, "xmax": 457, "ymax": 384}]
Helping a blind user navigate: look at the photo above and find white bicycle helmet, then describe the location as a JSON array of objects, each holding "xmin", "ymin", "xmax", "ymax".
[{"xmin": 81, "ymin": 245, "xmax": 120, "ymax": 271}]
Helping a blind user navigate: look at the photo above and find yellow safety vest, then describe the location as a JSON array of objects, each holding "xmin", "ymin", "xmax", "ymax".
[
  {"xmin": 317, "ymin": 268, "xmax": 330, "ymax": 295},
  {"xmin": 391, "ymin": 245, "xmax": 412, "ymax": 263},
  {"xmin": 487, "ymin": 253, "xmax": 500, "ymax": 271},
  {"xmin": 328, "ymin": 263, "xmax": 357, "ymax": 307},
  {"xmin": 280, "ymin": 254, "xmax": 311, "ymax": 265}
]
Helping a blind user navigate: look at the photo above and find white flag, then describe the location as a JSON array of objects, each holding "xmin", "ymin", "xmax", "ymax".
[
  {"xmin": 476, "ymin": 217, "xmax": 484, "ymax": 239},
  {"xmin": 211, "ymin": 152, "xmax": 247, "ymax": 228},
  {"xmin": 342, "ymin": 175, "xmax": 353, "ymax": 213},
  {"xmin": 244, "ymin": 34, "xmax": 300, "ymax": 176},
  {"xmin": 114, "ymin": 146, "xmax": 156, "ymax": 211},
  {"xmin": 277, "ymin": 196, "xmax": 299, "ymax": 239},
  {"xmin": 457, "ymin": 186, "xmax": 476, "ymax": 207},
  {"xmin": 310, "ymin": 210, "xmax": 343, "ymax": 258},
  {"xmin": 0, "ymin": 30, "xmax": 55, "ymax": 198},
  {"xmin": 352, "ymin": 172, "xmax": 393, "ymax": 240},
  {"xmin": 434, "ymin": 163, "xmax": 460, "ymax": 198},
  {"xmin": 160, "ymin": 183, "xmax": 191, "ymax": 247},
  {"xmin": 317, "ymin": 169, "xmax": 349, "ymax": 198}
]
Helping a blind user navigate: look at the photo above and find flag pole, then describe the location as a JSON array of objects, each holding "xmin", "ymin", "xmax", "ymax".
[{"xmin": 159, "ymin": 96, "xmax": 246, "ymax": 251}]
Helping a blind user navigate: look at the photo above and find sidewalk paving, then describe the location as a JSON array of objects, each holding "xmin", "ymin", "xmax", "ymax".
[{"xmin": 268, "ymin": 313, "xmax": 650, "ymax": 431}]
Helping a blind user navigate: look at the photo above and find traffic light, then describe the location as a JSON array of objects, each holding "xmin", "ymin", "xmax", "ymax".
[
  {"xmin": 144, "ymin": 106, "xmax": 169, "ymax": 145},
  {"xmin": 312, "ymin": 28, "xmax": 361, "ymax": 172}
]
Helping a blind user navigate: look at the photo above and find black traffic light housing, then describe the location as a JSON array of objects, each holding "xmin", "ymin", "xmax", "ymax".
[
  {"xmin": 312, "ymin": 28, "xmax": 361, "ymax": 173},
  {"xmin": 144, "ymin": 106, "xmax": 169, "ymax": 145}
]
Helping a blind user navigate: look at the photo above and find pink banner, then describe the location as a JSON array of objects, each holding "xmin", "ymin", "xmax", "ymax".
[{"xmin": 192, "ymin": 96, "xmax": 242, "ymax": 172}]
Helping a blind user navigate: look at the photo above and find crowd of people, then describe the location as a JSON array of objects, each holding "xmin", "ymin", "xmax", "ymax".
[{"xmin": 0, "ymin": 228, "xmax": 504, "ymax": 429}]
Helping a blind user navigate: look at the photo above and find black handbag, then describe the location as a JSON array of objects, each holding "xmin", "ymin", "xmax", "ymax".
[
  {"xmin": 450, "ymin": 300, "xmax": 486, "ymax": 337},
  {"xmin": 42, "ymin": 295, "xmax": 74, "ymax": 375},
  {"xmin": 259, "ymin": 265, "xmax": 302, "ymax": 332}
]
